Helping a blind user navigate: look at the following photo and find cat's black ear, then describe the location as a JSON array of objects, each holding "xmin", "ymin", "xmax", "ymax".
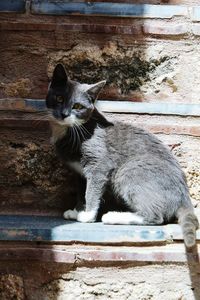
[
  {"xmin": 51, "ymin": 64, "xmax": 68, "ymax": 87},
  {"xmin": 86, "ymin": 80, "xmax": 106, "ymax": 102}
]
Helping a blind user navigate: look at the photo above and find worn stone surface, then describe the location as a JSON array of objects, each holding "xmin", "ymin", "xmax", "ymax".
[
  {"xmin": 170, "ymin": 141, "xmax": 200, "ymax": 203},
  {"xmin": 154, "ymin": 134, "xmax": 200, "ymax": 202},
  {"xmin": 1, "ymin": 23, "xmax": 200, "ymax": 102},
  {"xmin": 1, "ymin": 78, "xmax": 32, "ymax": 98},
  {"xmin": 0, "ymin": 274, "xmax": 25, "ymax": 300},
  {"xmin": 48, "ymin": 41, "xmax": 170, "ymax": 97},
  {"xmin": 0, "ymin": 255, "xmax": 200, "ymax": 300},
  {"xmin": 1, "ymin": 259, "xmax": 199, "ymax": 300},
  {"xmin": 41, "ymin": 265, "xmax": 200, "ymax": 300},
  {"xmin": 0, "ymin": 125, "xmax": 77, "ymax": 214},
  {"xmin": 153, "ymin": 136, "xmax": 200, "ymax": 202},
  {"xmin": 47, "ymin": 39, "xmax": 200, "ymax": 103}
]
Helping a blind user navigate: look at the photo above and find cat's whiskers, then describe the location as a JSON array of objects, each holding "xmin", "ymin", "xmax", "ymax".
[
  {"xmin": 71, "ymin": 127, "xmax": 76, "ymax": 150},
  {"xmin": 73, "ymin": 126, "xmax": 79, "ymax": 152},
  {"xmin": 74, "ymin": 122, "xmax": 87, "ymax": 142},
  {"xmin": 73, "ymin": 125, "xmax": 81, "ymax": 152},
  {"xmin": 76, "ymin": 125, "xmax": 85, "ymax": 142},
  {"xmin": 80, "ymin": 124, "xmax": 91, "ymax": 138}
]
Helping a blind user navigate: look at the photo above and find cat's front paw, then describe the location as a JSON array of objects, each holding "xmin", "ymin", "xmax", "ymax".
[
  {"xmin": 77, "ymin": 211, "xmax": 96, "ymax": 223},
  {"xmin": 63, "ymin": 209, "xmax": 78, "ymax": 220}
]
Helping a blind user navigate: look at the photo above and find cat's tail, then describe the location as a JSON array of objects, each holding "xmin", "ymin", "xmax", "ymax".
[{"xmin": 176, "ymin": 206, "xmax": 199, "ymax": 248}]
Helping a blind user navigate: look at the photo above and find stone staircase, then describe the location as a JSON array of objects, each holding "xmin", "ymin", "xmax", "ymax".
[{"xmin": 0, "ymin": 1, "xmax": 200, "ymax": 299}]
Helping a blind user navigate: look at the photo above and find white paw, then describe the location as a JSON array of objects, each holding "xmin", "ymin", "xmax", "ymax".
[
  {"xmin": 102, "ymin": 211, "xmax": 144, "ymax": 225},
  {"xmin": 101, "ymin": 212, "xmax": 114, "ymax": 224},
  {"xmin": 77, "ymin": 210, "xmax": 96, "ymax": 223},
  {"xmin": 63, "ymin": 209, "xmax": 78, "ymax": 220}
]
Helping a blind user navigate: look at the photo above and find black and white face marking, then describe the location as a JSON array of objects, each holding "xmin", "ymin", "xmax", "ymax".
[{"xmin": 46, "ymin": 64, "xmax": 106, "ymax": 127}]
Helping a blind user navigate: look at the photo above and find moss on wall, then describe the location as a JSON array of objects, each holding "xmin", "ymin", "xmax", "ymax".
[{"xmin": 48, "ymin": 42, "xmax": 169, "ymax": 95}]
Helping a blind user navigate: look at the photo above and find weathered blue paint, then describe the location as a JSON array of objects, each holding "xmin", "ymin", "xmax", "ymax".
[
  {"xmin": 25, "ymin": 99, "xmax": 46, "ymax": 111},
  {"xmin": 31, "ymin": 1, "xmax": 187, "ymax": 19},
  {"xmin": 0, "ymin": 0, "xmax": 25, "ymax": 13},
  {"xmin": 0, "ymin": 215, "xmax": 199, "ymax": 243},
  {"xmin": 97, "ymin": 101, "xmax": 200, "ymax": 117},
  {"xmin": 0, "ymin": 215, "xmax": 166, "ymax": 242},
  {"xmin": 24, "ymin": 99, "xmax": 200, "ymax": 117}
]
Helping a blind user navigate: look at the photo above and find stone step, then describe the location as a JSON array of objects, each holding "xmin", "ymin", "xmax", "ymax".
[
  {"xmin": 2, "ymin": 214, "xmax": 200, "ymax": 244},
  {"xmin": 0, "ymin": 215, "xmax": 199, "ymax": 263},
  {"xmin": 0, "ymin": 243, "xmax": 199, "ymax": 300}
]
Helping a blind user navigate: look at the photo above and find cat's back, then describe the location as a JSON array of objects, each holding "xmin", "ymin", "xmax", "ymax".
[
  {"xmin": 83, "ymin": 120, "xmax": 175, "ymax": 166},
  {"xmin": 104, "ymin": 121, "xmax": 171, "ymax": 159}
]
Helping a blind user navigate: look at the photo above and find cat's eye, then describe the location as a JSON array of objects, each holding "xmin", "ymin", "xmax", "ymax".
[
  {"xmin": 56, "ymin": 96, "xmax": 64, "ymax": 103},
  {"xmin": 73, "ymin": 103, "xmax": 84, "ymax": 110}
]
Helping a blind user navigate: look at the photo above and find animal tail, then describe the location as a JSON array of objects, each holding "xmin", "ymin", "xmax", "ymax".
[{"xmin": 176, "ymin": 206, "xmax": 199, "ymax": 248}]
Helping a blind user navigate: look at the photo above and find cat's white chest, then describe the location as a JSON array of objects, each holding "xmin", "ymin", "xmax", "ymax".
[{"xmin": 68, "ymin": 161, "xmax": 83, "ymax": 175}]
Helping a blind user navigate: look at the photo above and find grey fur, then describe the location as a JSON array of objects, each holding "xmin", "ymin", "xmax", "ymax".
[
  {"xmin": 47, "ymin": 64, "xmax": 199, "ymax": 248},
  {"xmin": 81, "ymin": 123, "xmax": 199, "ymax": 247}
]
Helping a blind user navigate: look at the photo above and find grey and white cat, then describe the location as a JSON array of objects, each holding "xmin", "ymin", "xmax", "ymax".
[{"xmin": 46, "ymin": 63, "xmax": 199, "ymax": 248}]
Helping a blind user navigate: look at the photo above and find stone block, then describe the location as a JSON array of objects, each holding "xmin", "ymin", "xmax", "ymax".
[
  {"xmin": 0, "ymin": 274, "xmax": 24, "ymax": 300},
  {"xmin": 191, "ymin": 6, "xmax": 200, "ymax": 21}
]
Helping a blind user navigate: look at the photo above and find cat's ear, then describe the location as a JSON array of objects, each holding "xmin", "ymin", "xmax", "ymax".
[
  {"xmin": 51, "ymin": 64, "xmax": 68, "ymax": 87},
  {"xmin": 86, "ymin": 80, "xmax": 106, "ymax": 102}
]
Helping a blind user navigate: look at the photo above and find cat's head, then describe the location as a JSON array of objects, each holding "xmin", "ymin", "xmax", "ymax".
[{"xmin": 46, "ymin": 64, "xmax": 106, "ymax": 126}]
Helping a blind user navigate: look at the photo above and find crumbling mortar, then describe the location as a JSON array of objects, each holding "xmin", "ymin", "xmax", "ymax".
[{"xmin": 7, "ymin": 142, "xmax": 69, "ymax": 194}]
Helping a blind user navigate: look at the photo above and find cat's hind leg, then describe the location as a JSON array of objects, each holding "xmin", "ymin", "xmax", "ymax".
[
  {"xmin": 102, "ymin": 212, "xmax": 145, "ymax": 225},
  {"xmin": 110, "ymin": 160, "xmax": 165, "ymax": 226}
]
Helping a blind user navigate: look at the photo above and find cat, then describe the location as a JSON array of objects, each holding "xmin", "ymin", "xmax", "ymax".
[{"xmin": 46, "ymin": 63, "xmax": 199, "ymax": 248}]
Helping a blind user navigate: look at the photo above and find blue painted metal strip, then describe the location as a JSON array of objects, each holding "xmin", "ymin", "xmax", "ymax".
[
  {"xmin": 0, "ymin": 215, "xmax": 199, "ymax": 243},
  {"xmin": 0, "ymin": 215, "xmax": 166, "ymax": 243},
  {"xmin": 23, "ymin": 99, "xmax": 200, "ymax": 117},
  {"xmin": 31, "ymin": 1, "xmax": 187, "ymax": 19},
  {"xmin": 25, "ymin": 99, "xmax": 46, "ymax": 111},
  {"xmin": 97, "ymin": 101, "xmax": 200, "ymax": 116},
  {"xmin": 0, "ymin": 0, "xmax": 26, "ymax": 13}
]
